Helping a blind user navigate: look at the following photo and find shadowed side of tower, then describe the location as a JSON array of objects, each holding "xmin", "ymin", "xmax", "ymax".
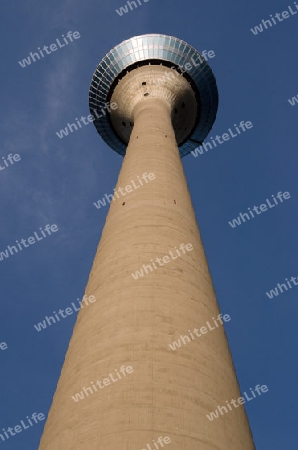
[{"xmin": 38, "ymin": 35, "xmax": 256, "ymax": 450}]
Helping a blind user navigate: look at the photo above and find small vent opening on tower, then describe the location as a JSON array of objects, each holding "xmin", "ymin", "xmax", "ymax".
[
  {"xmin": 142, "ymin": 82, "xmax": 147, "ymax": 85},
  {"xmin": 144, "ymin": 93, "xmax": 149, "ymax": 97}
]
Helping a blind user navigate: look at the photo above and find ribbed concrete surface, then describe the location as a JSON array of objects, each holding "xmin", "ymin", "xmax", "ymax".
[{"xmin": 39, "ymin": 96, "xmax": 255, "ymax": 450}]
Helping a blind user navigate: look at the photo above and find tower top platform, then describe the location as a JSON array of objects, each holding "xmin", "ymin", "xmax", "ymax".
[{"xmin": 89, "ymin": 34, "xmax": 218, "ymax": 157}]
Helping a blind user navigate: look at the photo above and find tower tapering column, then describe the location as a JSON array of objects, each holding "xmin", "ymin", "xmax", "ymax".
[
  {"xmin": 39, "ymin": 95, "xmax": 255, "ymax": 449},
  {"xmin": 39, "ymin": 35, "xmax": 256, "ymax": 449}
]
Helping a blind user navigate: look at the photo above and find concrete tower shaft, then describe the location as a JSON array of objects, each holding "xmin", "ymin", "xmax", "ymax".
[{"xmin": 38, "ymin": 94, "xmax": 255, "ymax": 449}]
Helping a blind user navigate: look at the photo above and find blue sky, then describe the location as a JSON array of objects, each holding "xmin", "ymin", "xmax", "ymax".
[{"xmin": 1, "ymin": 0, "xmax": 298, "ymax": 448}]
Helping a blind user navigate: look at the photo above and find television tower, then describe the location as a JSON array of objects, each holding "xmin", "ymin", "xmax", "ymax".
[{"xmin": 39, "ymin": 34, "xmax": 255, "ymax": 449}]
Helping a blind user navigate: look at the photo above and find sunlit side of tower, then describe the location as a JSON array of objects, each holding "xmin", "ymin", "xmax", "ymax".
[{"xmin": 39, "ymin": 34, "xmax": 255, "ymax": 449}]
